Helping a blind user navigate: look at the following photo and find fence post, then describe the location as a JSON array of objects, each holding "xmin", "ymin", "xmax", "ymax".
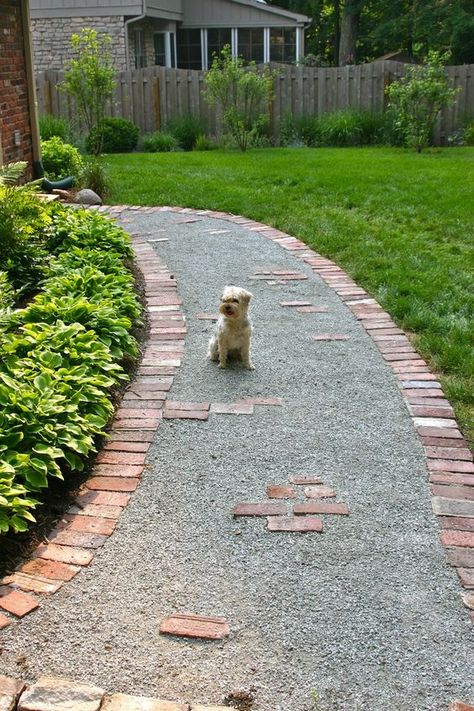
[{"xmin": 153, "ymin": 76, "xmax": 161, "ymax": 132}]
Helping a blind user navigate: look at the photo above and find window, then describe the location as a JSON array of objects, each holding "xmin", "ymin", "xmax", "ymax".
[
  {"xmin": 134, "ymin": 29, "xmax": 145, "ymax": 68},
  {"xmin": 154, "ymin": 33, "xmax": 166, "ymax": 66},
  {"xmin": 207, "ymin": 28, "xmax": 232, "ymax": 66},
  {"xmin": 238, "ymin": 28, "xmax": 264, "ymax": 64},
  {"xmin": 270, "ymin": 28, "xmax": 296, "ymax": 64},
  {"xmin": 177, "ymin": 29, "xmax": 202, "ymax": 70}
]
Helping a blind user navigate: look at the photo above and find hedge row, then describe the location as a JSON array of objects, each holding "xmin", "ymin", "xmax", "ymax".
[{"xmin": 0, "ymin": 204, "xmax": 141, "ymax": 534}]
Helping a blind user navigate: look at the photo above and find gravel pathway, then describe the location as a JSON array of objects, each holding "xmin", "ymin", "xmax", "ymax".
[{"xmin": 1, "ymin": 210, "xmax": 472, "ymax": 711}]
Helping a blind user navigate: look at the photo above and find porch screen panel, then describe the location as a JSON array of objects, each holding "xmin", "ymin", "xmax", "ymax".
[
  {"xmin": 154, "ymin": 33, "xmax": 166, "ymax": 66},
  {"xmin": 270, "ymin": 28, "xmax": 296, "ymax": 63},
  {"xmin": 238, "ymin": 28, "xmax": 264, "ymax": 63},
  {"xmin": 207, "ymin": 28, "xmax": 231, "ymax": 66},
  {"xmin": 177, "ymin": 29, "xmax": 202, "ymax": 69}
]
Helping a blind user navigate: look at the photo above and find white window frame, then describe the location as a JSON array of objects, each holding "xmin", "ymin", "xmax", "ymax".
[
  {"xmin": 153, "ymin": 31, "xmax": 177, "ymax": 68},
  {"xmin": 231, "ymin": 28, "xmax": 238, "ymax": 58},
  {"xmin": 263, "ymin": 27, "xmax": 270, "ymax": 63},
  {"xmin": 201, "ymin": 29, "xmax": 208, "ymax": 70}
]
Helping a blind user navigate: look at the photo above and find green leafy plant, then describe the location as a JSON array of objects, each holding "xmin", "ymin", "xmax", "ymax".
[
  {"xmin": 166, "ymin": 115, "xmax": 208, "ymax": 151},
  {"xmin": 386, "ymin": 51, "xmax": 459, "ymax": 152},
  {"xmin": 60, "ymin": 28, "xmax": 116, "ymax": 156},
  {"xmin": 142, "ymin": 132, "xmax": 178, "ymax": 153},
  {"xmin": 0, "ymin": 272, "xmax": 14, "ymax": 310},
  {"xmin": 39, "ymin": 114, "xmax": 72, "ymax": 142},
  {"xmin": 41, "ymin": 136, "xmax": 84, "ymax": 181},
  {"xmin": 86, "ymin": 117, "xmax": 139, "ymax": 154},
  {"xmin": 204, "ymin": 45, "xmax": 274, "ymax": 152},
  {"xmin": 0, "ymin": 161, "xmax": 28, "ymax": 186},
  {"xmin": 463, "ymin": 119, "xmax": 474, "ymax": 145},
  {"xmin": 193, "ymin": 134, "xmax": 217, "ymax": 151}
]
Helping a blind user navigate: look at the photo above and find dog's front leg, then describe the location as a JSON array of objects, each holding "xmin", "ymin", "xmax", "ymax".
[
  {"xmin": 241, "ymin": 337, "xmax": 255, "ymax": 370},
  {"xmin": 218, "ymin": 336, "xmax": 228, "ymax": 369}
]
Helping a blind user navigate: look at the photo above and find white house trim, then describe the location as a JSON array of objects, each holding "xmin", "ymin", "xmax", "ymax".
[{"xmin": 263, "ymin": 26, "xmax": 270, "ymax": 63}]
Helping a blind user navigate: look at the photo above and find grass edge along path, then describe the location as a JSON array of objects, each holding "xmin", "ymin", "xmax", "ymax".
[{"xmin": 105, "ymin": 146, "xmax": 474, "ymax": 447}]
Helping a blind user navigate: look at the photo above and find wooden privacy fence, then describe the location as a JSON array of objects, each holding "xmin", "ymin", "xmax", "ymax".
[{"xmin": 36, "ymin": 60, "xmax": 474, "ymax": 140}]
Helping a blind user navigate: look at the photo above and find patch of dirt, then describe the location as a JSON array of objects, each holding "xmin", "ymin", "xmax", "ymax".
[{"xmin": 223, "ymin": 688, "xmax": 256, "ymax": 710}]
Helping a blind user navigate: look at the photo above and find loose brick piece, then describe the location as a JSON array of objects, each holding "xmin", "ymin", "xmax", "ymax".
[
  {"xmin": 20, "ymin": 558, "xmax": 80, "ymax": 582},
  {"xmin": 62, "ymin": 514, "xmax": 117, "ymax": 536},
  {"xmin": 266, "ymin": 485, "xmax": 297, "ymax": 499},
  {"xmin": 195, "ymin": 313, "xmax": 219, "ymax": 321},
  {"xmin": 290, "ymin": 476, "xmax": 323, "ymax": 485},
  {"xmin": 164, "ymin": 410, "xmax": 209, "ymax": 420},
  {"xmin": 160, "ymin": 612, "xmax": 230, "ymax": 640},
  {"xmin": 2, "ymin": 572, "xmax": 63, "ymax": 594},
  {"xmin": 431, "ymin": 485, "xmax": 474, "ymax": 501},
  {"xmin": 312, "ymin": 333, "xmax": 350, "ymax": 341},
  {"xmin": 266, "ymin": 516, "xmax": 323, "ymax": 532},
  {"xmin": 304, "ymin": 486, "xmax": 336, "ymax": 499},
  {"xmin": 76, "ymin": 490, "xmax": 131, "ymax": 507},
  {"xmin": 0, "ymin": 587, "xmax": 39, "ymax": 617},
  {"xmin": 294, "ymin": 502, "xmax": 349, "ymax": 515},
  {"xmin": 93, "ymin": 464, "xmax": 144, "ymax": 478},
  {"xmin": 48, "ymin": 530, "xmax": 109, "ymax": 549},
  {"xmin": 448, "ymin": 703, "xmax": 474, "ymax": 711},
  {"xmin": 101, "ymin": 693, "xmax": 188, "ymax": 711},
  {"xmin": 238, "ymin": 396, "xmax": 283, "ymax": 407},
  {"xmin": 0, "ymin": 613, "xmax": 12, "ymax": 628},
  {"xmin": 210, "ymin": 403, "xmax": 254, "ymax": 415},
  {"xmin": 96, "ymin": 451, "xmax": 147, "ymax": 465},
  {"xmin": 439, "ymin": 517, "xmax": 474, "ymax": 532},
  {"xmin": 166, "ymin": 401, "xmax": 209, "ymax": 411},
  {"xmin": 432, "ymin": 497, "xmax": 474, "ymax": 518},
  {"xmin": 233, "ymin": 502, "xmax": 287, "ymax": 517},
  {"xmin": 279, "ymin": 300, "xmax": 312, "ymax": 307},
  {"xmin": 296, "ymin": 306, "xmax": 329, "ymax": 313},
  {"xmin": 457, "ymin": 568, "xmax": 474, "ymax": 588},
  {"xmin": 69, "ymin": 503, "xmax": 124, "ymax": 520},
  {"xmin": 440, "ymin": 531, "xmax": 474, "ymax": 547},
  {"xmin": 34, "ymin": 543, "xmax": 94, "ymax": 566},
  {"xmin": 86, "ymin": 476, "xmax": 139, "ymax": 492}
]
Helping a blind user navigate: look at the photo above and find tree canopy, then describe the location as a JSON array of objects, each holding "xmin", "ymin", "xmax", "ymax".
[{"xmin": 266, "ymin": 0, "xmax": 474, "ymax": 65}]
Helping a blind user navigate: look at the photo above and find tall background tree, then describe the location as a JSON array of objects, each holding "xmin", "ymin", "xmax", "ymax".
[{"xmin": 266, "ymin": 0, "xmax": 474, "ymax": 65}]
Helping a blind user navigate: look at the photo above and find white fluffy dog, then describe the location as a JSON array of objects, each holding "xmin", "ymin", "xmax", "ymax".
[{"xmin": 208, "ymin": 286, "xmax": 254, "ymax": 370}]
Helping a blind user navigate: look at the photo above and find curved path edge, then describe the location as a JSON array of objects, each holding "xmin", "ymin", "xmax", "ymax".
[{"xmin": 0, "ymin": 203, "xmax": 472, "ymax": 630}]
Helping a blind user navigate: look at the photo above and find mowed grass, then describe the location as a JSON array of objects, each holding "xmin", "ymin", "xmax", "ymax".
[{"xmin": 105, "ymin": 147, "xmax": 474, "ymax": 446}]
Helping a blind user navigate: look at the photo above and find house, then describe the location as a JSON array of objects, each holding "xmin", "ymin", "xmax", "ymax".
[
  {"xmin": 29, "ymin": 0, "xmax": 310, "ymax": 73},
  {"xmin": 0, "ymin": 0, "xmax": 41, "ymax": 178}
]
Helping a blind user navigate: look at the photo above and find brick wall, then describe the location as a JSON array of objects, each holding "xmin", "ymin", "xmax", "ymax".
[
  {"xmin": 0, "ymin": 0, "xmax": 34, "ymax": 169},
  {"xmin": 31, "ymin": 16, "xmax": 127, "ymax": 73}
]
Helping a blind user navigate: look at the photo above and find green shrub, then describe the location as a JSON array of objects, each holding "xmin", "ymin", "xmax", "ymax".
[
  {"xmin": 166, "ymin": 115, "xmax": 207, "ymax": 151},
  {"xmin": 0, "ymin": 272, "xmax": 14, "ymax": 310},
  {"xmin": 463, "ymin": 120, "xmax": 474, "ymax": 145},
  {"xmin": 46, "ymin": 207, "xmax": 134, "ymax": 257},
  {"xmin": 194, "ymin": 134, "xmax": 217, "ymax": 151},
  {"xmin": 86, "ymin": 117, "xmax": 139, "ymax": 154},
  {"xmin": 39, "ymin": 115, "xmax": 72, "ymax": 142},
  {"xmin": 41, "ymin": 136, "xmax": 84, "ymax": 181},
  {"xmin": 142, "ymin": 132, "xmax": 178, "ymax": 153},
  {"xmin": 80, "ymin": 157, "xmax": 110, "ymax": 199},
  {"xmin": 280, "ymin": 110, "xmax": 385, "ymax": 148}
]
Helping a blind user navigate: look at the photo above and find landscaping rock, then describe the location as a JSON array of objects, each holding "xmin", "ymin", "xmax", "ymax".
[
  {"xmin": 101, "ymin": 693, "xmax": 187, "ymax": 711},
  {"xmin": 18, "ymin": 677, "xmax": 104, "ymax": 711},
  {"xmin": 74, "ymin": 189, "xmax": 102, "ymax": 206}
]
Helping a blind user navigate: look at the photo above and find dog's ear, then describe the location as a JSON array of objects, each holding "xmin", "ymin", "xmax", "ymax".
[{"xmin": 241, "ymin": 289, "xmax": 253, "ymax": 303}]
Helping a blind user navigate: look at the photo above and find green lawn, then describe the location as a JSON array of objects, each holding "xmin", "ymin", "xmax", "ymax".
[{"xmin": 105, "ymin": 147, "xmax": 474, "ymax": 446}]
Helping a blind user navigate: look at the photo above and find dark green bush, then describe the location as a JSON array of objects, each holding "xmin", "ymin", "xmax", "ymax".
[
  {"xmin": 280, "ymin": 110, "xmax": 386, "ymax": 147},
  {"xmin": 86, "ymin": 117, "xmax": 139, "ymax": 154},
  {"xmin": 41, "ymin": 136, "xmax": 84, "ymax": 181},
  {"xmin": 142, "ymin": 132, "xmax": 178, "ymax": 153},
  {"xmin": 166, "ymin": 115, "xmax": 208, "ymax": 151}
]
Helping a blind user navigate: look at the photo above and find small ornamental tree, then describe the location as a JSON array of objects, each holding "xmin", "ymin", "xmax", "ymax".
[
  {"xmin": 203, "ymin": 45, "xmax": 274, "ymax": 151},
  {"xmin": 61, "ymin": 29, "xmax": 116, "ymax": 156},
  {"xmin": 386, "ymin": 51, "xmax": 458, "ymax": 153}
]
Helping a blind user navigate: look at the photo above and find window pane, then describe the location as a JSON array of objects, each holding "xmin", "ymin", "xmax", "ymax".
[
  {"xmin": 208, "ymin": 28, "xmax": 231, "ymax": 66},
  {"xmin": 177, "ymin": 29, "xmax": 202, "ymax": 70},
  {"xmin": 154, "ymin": 33, "xmax": 166, "ymax": 66},
  {"xmin": 270, "ymin": 27, "xmax": 296, "ymax": 63},
  {"xmin": 238, "ymin": 28, "xmax": 264, "ymax": 64}
]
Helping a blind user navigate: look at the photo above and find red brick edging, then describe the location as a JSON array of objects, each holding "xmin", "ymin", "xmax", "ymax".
[{"xmin": 1, "ymin": 203, "xmax": 472, "ymax": 634}]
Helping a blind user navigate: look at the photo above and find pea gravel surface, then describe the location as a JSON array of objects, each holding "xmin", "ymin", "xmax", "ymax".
[{"xmin": 1, "ymin": 211, "xmax": 472, "ymax": 711}]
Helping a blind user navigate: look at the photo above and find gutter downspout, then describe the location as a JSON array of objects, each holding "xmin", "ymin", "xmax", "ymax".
[
  {"xmin": 124, "ymin": 0, "xmax": 146, "ymax": 70},
  {"xmin": 21, "ymin": 0, "xmax": 42, "ymax": 178}
]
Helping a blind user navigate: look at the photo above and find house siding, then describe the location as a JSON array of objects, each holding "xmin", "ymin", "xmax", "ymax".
[
  {"xmin": 181, "ymin": 0, "xmax": 305, "ymax": 28},
  {"xmin": 31, "ymin": 15, "xmax": 127, "ymax": 72},
  {"xmin": 0, "ymin": 0, "xmax": 34, "ymax": 170}
]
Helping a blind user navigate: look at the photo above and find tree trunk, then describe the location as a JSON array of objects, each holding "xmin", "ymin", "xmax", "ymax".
[
  {"xmin": 333, "ymin": 0, "xmax": 341, "ymax": 65},
  {"xmin": 338, "ymin": 0, "xmax": 363, "ymax": 65}
]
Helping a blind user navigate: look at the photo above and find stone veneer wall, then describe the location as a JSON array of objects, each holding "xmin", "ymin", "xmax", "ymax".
[
  {"xmin": 0, "ymin": 0, "xmax": 34, "ymax": 171},
  {"xmin": 31, "ymin": 16, "xmax": 128, "ymax": 72}
]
